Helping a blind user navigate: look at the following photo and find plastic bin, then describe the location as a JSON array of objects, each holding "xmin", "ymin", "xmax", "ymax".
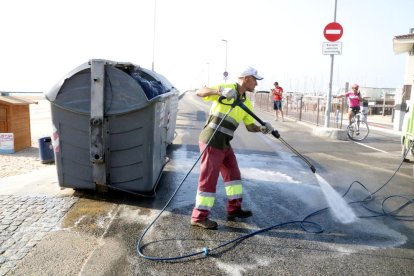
[
  {"xmin": 45, "ymin": 59, "xmax": 179, "ymax": 194},
  {"xmin": 38, "ymin": 136, "xmax": 55, "ymax": 164}
]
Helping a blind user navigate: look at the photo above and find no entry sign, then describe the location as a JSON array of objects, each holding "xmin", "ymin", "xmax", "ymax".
[{"xmin": 324, "ymin": 22, "xmax": 343, "ymax": 42}]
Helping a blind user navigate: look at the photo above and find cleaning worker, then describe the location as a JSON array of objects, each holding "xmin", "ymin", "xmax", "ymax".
[{"xmin": 191, "ymin": 66, "xmax": 274, "ymax": 229}]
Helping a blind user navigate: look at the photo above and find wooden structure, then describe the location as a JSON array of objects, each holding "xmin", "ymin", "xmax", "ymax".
[{"xmin": 0, "ymin": 96, "xmax": 37, "ymax": 153}]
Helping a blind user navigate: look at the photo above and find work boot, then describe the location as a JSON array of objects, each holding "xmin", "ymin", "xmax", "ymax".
[
  {"xmin": 227, "ymin": 209, "xmax": 253, "ymax": 220},
  {"xmin": 191, "ymin": 218, "xmax": 218, "ymax": 230}
]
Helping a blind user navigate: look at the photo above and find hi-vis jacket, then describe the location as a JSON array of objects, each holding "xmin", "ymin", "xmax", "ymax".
[{"xmin": 199, "ymin": 83, "xmax": 255, "ymax": 149}]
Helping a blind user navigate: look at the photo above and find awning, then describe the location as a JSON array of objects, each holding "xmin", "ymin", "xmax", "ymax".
[
  {"xmin": 393, "ymin": 34, "xmax": 414, "ymax": 54},
  {"xmin": 0, "ymin": 96, "xmax": 38, "ymax": 105}
]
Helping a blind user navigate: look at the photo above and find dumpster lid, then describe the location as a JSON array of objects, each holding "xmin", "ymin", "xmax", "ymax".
[
  {"xmin": 45, "ymin": 60, "xmax": 176, "ymax": 102},
  {"xmin": 45, "ymin": 62, "xmax": 90, "ymax": 102},
  {"xmin": 45, "ymin": 59, "xmax": 178, "ymax": 115}
]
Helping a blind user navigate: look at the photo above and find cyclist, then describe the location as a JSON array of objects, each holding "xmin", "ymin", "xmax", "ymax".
[{"xmin": 334, "ymin": 83, "xmax": 363, "ymax": 125}]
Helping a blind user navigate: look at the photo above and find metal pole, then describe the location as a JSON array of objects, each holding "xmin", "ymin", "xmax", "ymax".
[
  {"xmin": 206, "ymin": 62, "xmax": 210, "ymax": 86},
  {"xmin": 317, "ymin": 98, "xmax": 320, "ymax": 126},
  {"xmin": 325, "ymin": 55, "xmax": 335, "ymax": 127},
  {"xmin": 324, "ymin": 0, "xmax": 338, "ymax": 127},
  {"xmin": 222, "ymin": 39, "xmax": 228, "ymax": 81},
  {"xmin": 151, "ymin": 0, "xmax": 157, "ymax": 71}
]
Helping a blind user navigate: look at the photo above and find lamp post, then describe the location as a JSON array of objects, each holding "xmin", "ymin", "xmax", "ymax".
[
  {"xmin": 221, "ymin": 39, "xmax": 228, "ymax": 81},
  {"xmin": 151, "ymin": 0, "xmax": 157, "ymax": 71},
  {"xmin": 206, "ymin": 62, "xmax": 210, "ymax": 86}
]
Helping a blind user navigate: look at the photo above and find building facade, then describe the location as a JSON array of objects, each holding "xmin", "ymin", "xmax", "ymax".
[{"xmin": 393, "ymin": 28, "xmax": 414, "ymax": 130}]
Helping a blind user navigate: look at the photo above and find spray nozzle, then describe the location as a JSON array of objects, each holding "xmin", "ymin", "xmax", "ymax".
[{"xmin": 271, "ymin": 130, "xmax": 280, "ymax": 138}]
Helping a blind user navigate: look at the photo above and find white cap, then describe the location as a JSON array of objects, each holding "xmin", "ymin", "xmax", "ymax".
[{"xmin": 239, "ymin": 66, "xmax": 263, "ymax": 80}]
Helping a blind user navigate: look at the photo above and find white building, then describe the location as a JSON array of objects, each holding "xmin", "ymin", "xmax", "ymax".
[{"xmin": 393, "ymin": 28, "xmax": 414, "ymax": 131}]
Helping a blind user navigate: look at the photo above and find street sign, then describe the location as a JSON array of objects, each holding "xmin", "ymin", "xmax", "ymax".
[
  {"xmin": 322, "ymin": 42, "xmax": 342, "ymax": 55},
  {"xmin": 223, "ymin": 71, "xmax": 228, "ymax": 77},
  {"xmin": 324, "ymin": 22, "xmax": 343, "ymax": 42}
]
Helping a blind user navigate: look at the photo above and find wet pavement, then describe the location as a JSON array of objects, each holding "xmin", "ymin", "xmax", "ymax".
[{"xmin": 0, "ymin": 94, "xmax": 413, "ymax": 275}]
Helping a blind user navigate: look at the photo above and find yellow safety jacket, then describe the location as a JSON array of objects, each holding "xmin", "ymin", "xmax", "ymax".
[{"xmin": 199, "ymin": 83, "xmax": 255, "ymax": 149}]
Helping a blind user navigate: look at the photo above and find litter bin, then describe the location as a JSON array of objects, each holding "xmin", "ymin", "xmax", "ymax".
[
  {"xmin": 38, "ymin": 136, "xmax": 55, "ymax": 164},
  {"xmin": 45, "ymin": 59, "xmax": 179, "ymax": 194},
  {"xmin": 362, "ymin": 100, "xmax": 369, "ymax": 115}
]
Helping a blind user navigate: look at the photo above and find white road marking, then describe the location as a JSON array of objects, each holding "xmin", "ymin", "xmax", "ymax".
[{"xmin": 354, "ymin": 141, "xmax": 388, "ymax": 153}]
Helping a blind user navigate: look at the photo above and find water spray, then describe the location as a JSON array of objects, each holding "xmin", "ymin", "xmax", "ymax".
[{"xmin": 219, "ymin": 96, "xmax": 316, "ymax": 173}]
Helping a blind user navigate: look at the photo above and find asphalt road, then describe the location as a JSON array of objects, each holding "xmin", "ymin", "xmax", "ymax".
[{"xmin": 3, "ymin": 92, "xmax": 414, "ymax": 275}]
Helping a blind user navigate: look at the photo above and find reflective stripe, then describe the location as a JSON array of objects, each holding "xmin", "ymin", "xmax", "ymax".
[
  {"xmin": 212, "ymin": 111, "xmax": 239, "ymax": 128},
  {"xmin": 198, "ymin": 191, "xmax": 215, "ymax": 197},
  {"xmin": 195, "ymin": 192, "xmax": 215, "ymax": 210},
  {"xmin": 224, "ymin": 180, "xmax": 241, "ymax": 187},
  {"xmin": 227, "ymin": 194, "xmax": 242, "ymax": 200},
  {"xmin": 225, "ymin": 183, "xmax": 243, "ymax": 199},
  {"xmin": 208, "ymin": 122, "xmax": 234, "ymax": 137}
]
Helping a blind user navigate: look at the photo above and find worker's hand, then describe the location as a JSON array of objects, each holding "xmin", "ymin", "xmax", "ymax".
[
  {"xmin": 260, "ymin": 122, "xmax": 274, "ymax": 134},
  {"xmin": 219, "ymin": 87, "xmax": 237, "ymax": 100}
]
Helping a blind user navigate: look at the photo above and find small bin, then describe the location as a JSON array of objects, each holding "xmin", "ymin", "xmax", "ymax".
[
  {"xmin": 38, "ymin": 136, "xmax": 54, "ymax": 164},
  {"xmin": 362, "ymin": 100, "xmax": 369, "ymax": 115}
]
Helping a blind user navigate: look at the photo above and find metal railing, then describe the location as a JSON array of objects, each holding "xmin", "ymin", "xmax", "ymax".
[{"xmin": 247, "ymin": 91, "xmax": 346, "ymax": 129}]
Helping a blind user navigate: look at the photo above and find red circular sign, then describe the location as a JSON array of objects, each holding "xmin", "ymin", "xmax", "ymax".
[{"xmin": 324, "ymin": 22, "xmax": 343, "ymax": 42}]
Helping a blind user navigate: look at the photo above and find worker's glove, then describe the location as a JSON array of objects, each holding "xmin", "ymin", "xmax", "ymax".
[
  {"xmin": 260, "ymin": 122, "xmax": 274, "ymax": 134},
  {"xmin": 219, "ymin": 87, "xmax": 237, "ymax": 101}
]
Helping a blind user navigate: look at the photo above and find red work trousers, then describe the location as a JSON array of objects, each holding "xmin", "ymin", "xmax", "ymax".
[{"xmin": 191, "ymin": 142, "xmax": 243, "ymax": 222}]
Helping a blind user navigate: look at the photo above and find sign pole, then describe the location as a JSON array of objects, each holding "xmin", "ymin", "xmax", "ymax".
[
  {"xmin": 324, "ymin": 0, "xmax": 338, "ymax": 128},
  {"xmin": 222, "ymin": 39, "xmax": 228, "ymax": 82},
  {"xmin": 325, "ymin": 55, "xmax": 334, "ymax": 127}
]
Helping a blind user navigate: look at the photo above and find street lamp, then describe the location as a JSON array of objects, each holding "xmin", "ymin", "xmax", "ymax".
[
  {"xmin": 221, "ymin": 39, "xmax": 228, "ymax": 81},
  {"xmin": 206, "ymin": 62, "xmax": 210, "ymax": 86},
  {"xmin": 152, "ymin": 0, "xmax": 157, "ymax": 71}
]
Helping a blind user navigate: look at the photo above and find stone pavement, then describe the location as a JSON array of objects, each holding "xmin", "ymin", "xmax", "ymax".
[{"xmin": 0, "ymin": 195, "xmax": 77, "ymax": 275}]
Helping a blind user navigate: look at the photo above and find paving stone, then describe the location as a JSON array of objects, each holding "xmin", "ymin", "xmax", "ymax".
[{"xmin": 0, "ymin": 195, "xmax": 78, "ymax": 275}]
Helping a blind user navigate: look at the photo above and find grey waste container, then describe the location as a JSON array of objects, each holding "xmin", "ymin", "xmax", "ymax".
[
  {"xmin": 38, "ymin": 136, "xmax": 55, "ymax": 164},
  {"xmin": 45, "ymin": 59, "xmax": 179, "ymax": 194}
]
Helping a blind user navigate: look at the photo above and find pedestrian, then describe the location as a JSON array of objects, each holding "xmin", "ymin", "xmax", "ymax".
[
  {"xmin": 334, "ymin": 83, "xmax": 362, "ymax": 125},
  {"xmin": 271, "ymin": 82, "xmax": 284, "ymax": 121},
  {"xmin": 191, "ymin": 66, "xmax": 274, "ymax": 229}
]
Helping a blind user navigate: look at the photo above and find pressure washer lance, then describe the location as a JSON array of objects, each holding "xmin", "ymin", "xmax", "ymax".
[{"xmin": 219, "ymin": 96, "xmax": 316, "ymax": 174}]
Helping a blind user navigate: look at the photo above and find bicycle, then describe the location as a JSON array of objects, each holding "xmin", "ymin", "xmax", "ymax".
[{"xmin": 347, "ymin": 109, "xmax": 369, "ymax": 141}]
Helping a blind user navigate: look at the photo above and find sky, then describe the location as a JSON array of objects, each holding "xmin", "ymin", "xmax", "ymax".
[{"xmin": 0, "ymin": 0, "xmax": 413, "ymax": 95}]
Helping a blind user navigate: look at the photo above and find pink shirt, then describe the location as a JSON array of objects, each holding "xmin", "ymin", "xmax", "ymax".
[{"xmin": 345, "ymin": 91, "xmax": 361, "ymax": 108}]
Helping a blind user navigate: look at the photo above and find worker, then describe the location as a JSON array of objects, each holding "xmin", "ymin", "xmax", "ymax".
[{"xmin": 191, "ymin": 66, "xmax": 274, "ymax": 229}]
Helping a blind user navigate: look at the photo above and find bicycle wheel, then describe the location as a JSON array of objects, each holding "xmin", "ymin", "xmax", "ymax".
[{"xmin": 347, "ymin": 120, "xmax": 369, "ymax": 141}]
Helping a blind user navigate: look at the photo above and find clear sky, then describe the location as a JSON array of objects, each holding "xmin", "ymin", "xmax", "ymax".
[{"xmin": 0, "ymin": 0, "xmax": 413, "ymax": 94}]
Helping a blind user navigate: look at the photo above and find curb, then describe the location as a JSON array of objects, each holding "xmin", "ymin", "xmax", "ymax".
[{"xmin": 312, "ymin": 126, "xmax": 349, "ymax": 140}]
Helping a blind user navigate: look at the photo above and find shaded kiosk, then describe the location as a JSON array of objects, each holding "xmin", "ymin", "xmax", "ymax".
[
  {"xmin": 0, "ymin": 96, "xmax": 37, "ymax": 153},
  {"xmin": 45, "ymin": 59, "xmax": 179, "ymax": 194}
]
